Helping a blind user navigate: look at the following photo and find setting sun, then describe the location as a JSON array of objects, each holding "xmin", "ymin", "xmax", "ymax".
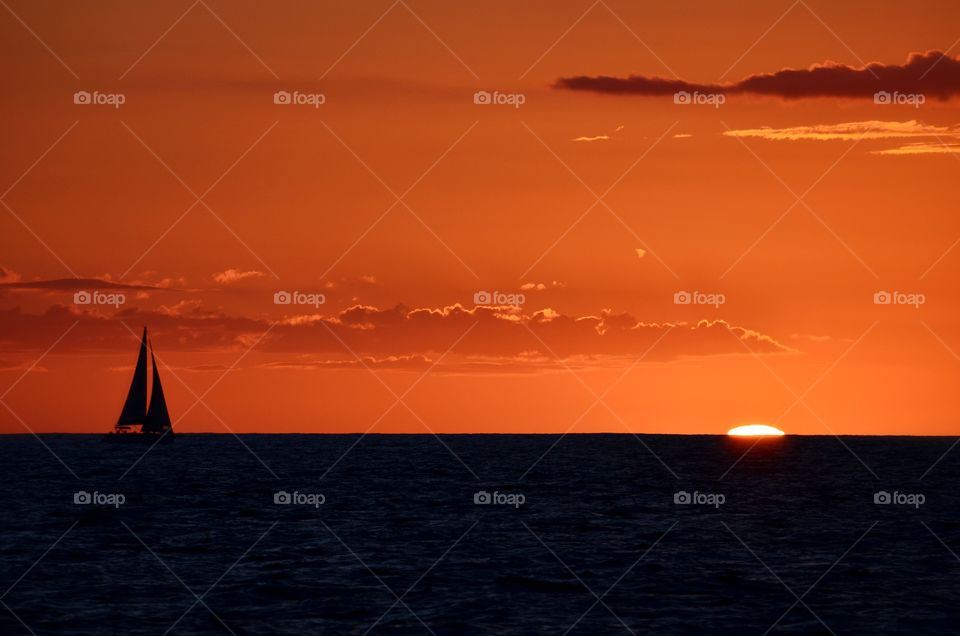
[{"xmin": 727, "ymin": 424, "xmax": 786, "ymax": 437}]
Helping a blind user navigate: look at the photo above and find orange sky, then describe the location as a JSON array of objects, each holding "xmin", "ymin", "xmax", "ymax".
[{"xmin": 1, "ymin": 0, "xmax": 959, "ymax": 434}]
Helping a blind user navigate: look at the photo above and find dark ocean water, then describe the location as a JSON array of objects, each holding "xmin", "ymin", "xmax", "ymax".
[{"xmin": 1, "ymin": 434, "xmax": 959, "ymax": 635}]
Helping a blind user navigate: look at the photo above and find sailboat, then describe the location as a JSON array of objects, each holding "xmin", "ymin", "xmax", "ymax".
[{"xmin": 103, "ymin": 327, "xmax": 174, "ymax": 443}]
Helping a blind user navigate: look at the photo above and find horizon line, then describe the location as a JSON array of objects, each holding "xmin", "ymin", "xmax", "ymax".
[{"xmin": 1, "ymin": 432, "xmax": 954, "ymax": 437}]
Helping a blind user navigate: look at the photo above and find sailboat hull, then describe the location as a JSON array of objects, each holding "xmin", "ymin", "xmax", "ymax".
[{"xmin": 102, "ymin": 431, "xmax": 175, "ymax": 444}]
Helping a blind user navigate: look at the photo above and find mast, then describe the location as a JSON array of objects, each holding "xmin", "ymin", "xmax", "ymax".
[
  {"xmin": 117, "ymin": 327, "xmax": 148, "ymax": 427},
  {"xmin": 144, "ymin": 338, "xmax": 172, "ymax": 433}
]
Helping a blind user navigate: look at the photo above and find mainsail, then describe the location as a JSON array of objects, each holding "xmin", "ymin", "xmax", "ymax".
[
  {"xmin": 144, "ymin": 341, "xmax": 171, "ymax": 433},
  {"xmin": 116, "ymin": 327, "xmax": 148, "ymax": 427}
]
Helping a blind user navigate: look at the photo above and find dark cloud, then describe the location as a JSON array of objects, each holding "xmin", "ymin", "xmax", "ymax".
[
  {"xmin": 0, "ymin": 278, "xmax": 170, "ymax": 292},
  {"xmin": 0, "ymin": 304, "xmax": 261, "ymax": 353},
  {"xmin": 555, "ymin": 51, "xmax": 960, "ymax": 100}
]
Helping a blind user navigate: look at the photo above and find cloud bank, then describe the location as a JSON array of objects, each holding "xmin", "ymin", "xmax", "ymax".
[
  {"xmin": 555, "ymin": 51, "xmax": 960, "ymax": 100},
  {"xmin": 0, "ymin": 303, "xmax": 794, "ymax": 369}
]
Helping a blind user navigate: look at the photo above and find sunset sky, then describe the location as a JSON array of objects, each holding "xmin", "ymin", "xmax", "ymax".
[{"xmin": 2, "ymin": 0, "xmax": 959, "ymax": 434}]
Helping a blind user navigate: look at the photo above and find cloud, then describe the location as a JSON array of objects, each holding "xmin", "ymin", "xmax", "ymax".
[
  {"xmin": 263, "ymin": 354, "xmax": 433, "ymax": 371},
  {"xmin": 323, "ymin": 274, "xmax": 379, "ymax": 291},
  {"xmin": 520, "ymin": 281, "xmax": 564, "ymax": 291},
  {"xmin": 127, "ymin": 272, "xmax": 185, "ymax": 289},
  {"xmin": 0, "ymin": 303, "xmax": 795, "ymax": 370},
  {"xmin": 261, "ymin": 353, "xmax": 621, "ymax": 375},
  {"xmin": 673, "ymin": 133, "xmax": 692, "ymax": 139},
  {"xmin": 571, "ymin": 123, "xmax": 626, "ymax": 143},
  {"xmin": 723, "ymin": 120, "xmax": 960, "ymax": 142},
  {"xmin": 0, "ymin": 277, "xmax": 166, "ymax": 292},
  {"xmin": 158, "ymin": 299, "xmax": 204, "ymax": 316},
  {"xmin": 109, "ymin": 362, "xmax": 233, "ymax": 373},
  {"xmin": 722, "ymin": 119, "xmax": 960, "ymax": 156},
  {"xmin": 555, "ymin": 51, "xmax": 960, "ymax": 101},
  {"xmin": 871, "ymin": 143, "xmax": 960, "ymax": 156},
  {"xmin": 213, "ymin": 269, "xmax": 264, "ymax": 284},
  {"xmin": 0, "ymin": 304, "xmax": 261, "ymax": 354},
  {"xmin": 572, "ymin": 135, "xmax": 611, "ymax": 142}
]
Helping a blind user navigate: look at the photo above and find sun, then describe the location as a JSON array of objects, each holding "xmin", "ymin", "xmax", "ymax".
[{"xmin": 727, "ymin": 424, "xmax": 785, "ymax": 437}]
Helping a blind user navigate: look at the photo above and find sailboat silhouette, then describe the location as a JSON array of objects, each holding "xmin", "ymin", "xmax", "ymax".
[{"xmin": 104, "ymin": 327, "xmax": 174, "ymax": 443}]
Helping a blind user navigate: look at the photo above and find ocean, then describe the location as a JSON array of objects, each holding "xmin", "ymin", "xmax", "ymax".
[{"xmin": 0, "ymin": 434, "xmax": 958, "ymax": 634}]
